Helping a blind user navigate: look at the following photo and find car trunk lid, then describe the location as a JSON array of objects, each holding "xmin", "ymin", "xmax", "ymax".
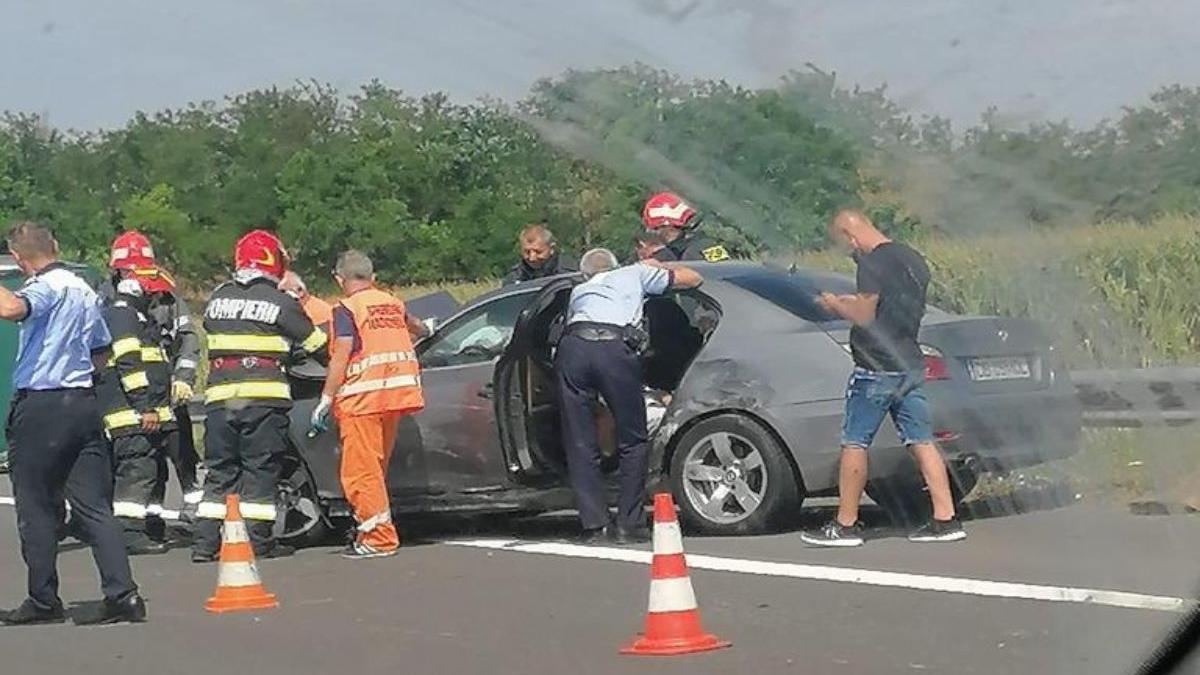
[{"xmin": 919, "ymin": 316, "xmax": 1054, "ymax": 393}]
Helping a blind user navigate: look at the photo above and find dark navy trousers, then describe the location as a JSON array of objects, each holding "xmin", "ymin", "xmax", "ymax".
[{"xmin": 556, "ymin": 332, "xmax": 649, "ymax": 531}]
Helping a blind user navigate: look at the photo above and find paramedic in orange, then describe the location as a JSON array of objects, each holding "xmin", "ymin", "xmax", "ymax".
[
  {"xmin": 310, "ymin": 250, "xmax": 430, "ymax": 559},
  {"xmin": 280, "ymin": 271, "xmax": 333, "ymax": 330}
]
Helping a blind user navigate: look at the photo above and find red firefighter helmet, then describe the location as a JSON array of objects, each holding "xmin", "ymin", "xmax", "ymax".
[
  {"xmin": 110, "ymin": 231, "xmax": 176, "ymax": 293},
  {"xmin": 641, "ymin": 191, "xmax": 699, "ymax": 230},
  {"xmin": 109, "ymin": 231, "xmax": 156, "ymax": 271},
  {"xmin": 234, "ymin": 229, "xmax": 288, "ymax": 278}
]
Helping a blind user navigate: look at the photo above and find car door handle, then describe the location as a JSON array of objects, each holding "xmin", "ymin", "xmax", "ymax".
[{"xmin": 478, "ymin": 383, "xmax": 494, "ymax": 400}]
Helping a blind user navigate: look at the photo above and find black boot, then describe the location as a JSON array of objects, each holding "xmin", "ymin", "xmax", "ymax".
[{"xmin": 1, "ymin": 599, "xmax": 65, "ymax": 626}]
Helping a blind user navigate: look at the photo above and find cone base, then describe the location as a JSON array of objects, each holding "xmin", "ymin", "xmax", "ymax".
[
  {"xmin": 620, "ymin": 633, "xmax": 731, "ymax": 656},
  {"xmin": 205, "ymin": 592, "xmax": 278, "ymax": 614}
]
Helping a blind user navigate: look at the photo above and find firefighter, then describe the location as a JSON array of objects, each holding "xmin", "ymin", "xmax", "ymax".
[
  {"xmin": 107, "ymin": 231, "xmax": 204, "ymax": 529},
  {"xmin": 310, "ymin": 250, "xmax": 429, "ymax": 559},
  {"xmin": 99, "ymin": 271, "xmax": 177, "ymax": 555},
  {"xmin": 640, "ymin": 191, "xmax": 731, "ymax": 263},
  {"xmin": 191, "ymin": 230, "xmax": 329, "ymax": 562}
]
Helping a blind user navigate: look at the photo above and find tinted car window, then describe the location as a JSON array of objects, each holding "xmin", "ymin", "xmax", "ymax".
[
  {"xmin": 419, "ymin": 291, "xmax": 535, "ymax": 368},
  {"xmin": 726, "ymin": 271, "xmax": 856, "ymax": 323}
]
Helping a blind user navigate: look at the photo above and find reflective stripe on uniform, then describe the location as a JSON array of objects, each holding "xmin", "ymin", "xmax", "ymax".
[
  {"xmin": 338, "ymin": 374, "xmax": 421, "ymax": 398},
  {"xmin": 206, "ymin": 333, "xmax": 289, "ymax": 353},
  {"xmin": 111, "ymin": 337, "xmax": 141, "ymax": 359},
  {"xmin": 346, "ymin": 351, "xmax": 416, "ymax": 378},
  {"xmin": 183, "ymin": 490, "xmax": 204, "ymax": 505},
  {"xmin": 240, "ymin": 502, "xmax": 277, "ymax": 521},
  {"xmin": 121, "ymin": 371, "xmax": 150, "ymax": 391},
  {"xmin": 112, "ymin": 501, "xmax": 148, "ymax": 519},
  {"xmin": 103, "ymin": 406, "xmax": 177, "ymax": 431},
  {"xmin": 356, "ymin": 509, "xmax": 392, "ymax": 533},
  {"xmin": 141, "ymin": 347, "xmax": 167, "ymax": 362},
  {"xmin": 177, "ymin": 358, "xmax": 197, "ymax": 370},
  {"xmin": 300, "ymin": 329, "xmax": 328, "ymax": 353},
  {"xmin": 204, "ymin": 380, "xmax": 291, "ymax": 403},
  {"xmin": 196, "ymin": 501, "xmax": 227, "ymax": 520}
]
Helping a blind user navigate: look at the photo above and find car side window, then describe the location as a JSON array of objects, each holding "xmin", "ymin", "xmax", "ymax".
[{"xmin": 418, "ymin": 291, "xmax": 534, "ymax": 368}]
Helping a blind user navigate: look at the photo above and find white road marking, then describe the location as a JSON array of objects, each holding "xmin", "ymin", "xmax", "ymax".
[
  {"xmin": 448, "ymin": 538, "xmax": 1194, "ymax": 614},
  {"xmin": 0, "ymin": 496, "xmax": 179, "ymax": 520}
]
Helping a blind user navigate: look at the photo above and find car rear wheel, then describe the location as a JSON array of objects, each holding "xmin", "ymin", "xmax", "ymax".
[
  {"xmin": 669, "ymin": 413, "xmax": 801, "ymax": 535},
  {"xmin": 865, "ymin": 464, "xmax": 978, "ymax": 529}
]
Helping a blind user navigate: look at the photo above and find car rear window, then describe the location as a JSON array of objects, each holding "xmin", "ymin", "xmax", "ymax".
[{"xmin": 726, "ymin": 271, "xmax": 856, "ymax": 323}]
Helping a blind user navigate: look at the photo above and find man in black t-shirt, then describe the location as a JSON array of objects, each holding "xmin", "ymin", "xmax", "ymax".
[{"xmin": 800, "ymin": 209, "xmax": 965, "ymax": 547}]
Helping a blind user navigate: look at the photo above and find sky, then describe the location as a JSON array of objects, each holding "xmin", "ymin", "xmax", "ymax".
[{"xmin": 1, "ymin": 0, "xmax": 1198, "ymax": 131}]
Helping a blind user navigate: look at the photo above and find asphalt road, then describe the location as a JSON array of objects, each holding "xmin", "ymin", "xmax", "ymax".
[{"xmin": 0, "ymin": 476, "xmax": 1196, "ymax": 675}]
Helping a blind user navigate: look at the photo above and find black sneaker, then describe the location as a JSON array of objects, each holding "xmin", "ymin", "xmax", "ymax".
[
  {"xmin": 800, "ymin": 520, "xmax": 865, "ymax": 548},
  {"xmin": 341, "ymin": 542, "xmax": 398, "ymax": 560},
  {"xmin": 576, "ymin": 527, "xmax": 607, "ymax": 545},
  {"xmin": 191, "ymin": 550, "xmax": 218, "ymax": 564},
  {"xmin": 606, "ymin": 525, "xmax": 651, "ymax": 546},
  {"xmin": 257, "ymin": 544, "xmax": 296, "ymax": 560},
  {"xmin": 908, "ymin": 517, "xmax": 967, "ymax": 543},
  {"xmin": 1, "ymin": 599, "xmax": 65, "ymax": 626}
]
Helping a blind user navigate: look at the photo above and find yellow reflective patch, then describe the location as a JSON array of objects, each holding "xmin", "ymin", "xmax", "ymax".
[
  {"xmin": 141, "ymin": 347, "xmax": 166, "ymax": 362},
  {"xmin": 103, "ymin": 406, "xmax": 176, "ymax": 432},
  {"xmin": 300, "ymin": 329, "xmax": 328, "ymax": 353},
  {"xmin": 120, "ymin": 371, "xmax": 149, "ymax": 391},
  {"xmin": 205, "ymin": 380, "xmax": 291, "ymax": 403},
  {"xmin": 207, "ymin": 333, "xmax": 289, "ymax": 353},
  {"xmin": 702, "ymin": 245, "xmax": 730, "ymax": 262},
  {"xmin": 111, "ymin": 337, "xmax": 141, "ymax": 359}
]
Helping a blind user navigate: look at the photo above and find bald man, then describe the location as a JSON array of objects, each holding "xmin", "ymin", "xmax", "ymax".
[{"xmin": 801, "ymin": 209, "xmax": 965, "ymax": 547}]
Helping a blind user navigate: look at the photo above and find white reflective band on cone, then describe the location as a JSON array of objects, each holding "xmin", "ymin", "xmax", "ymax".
[
  {"xmin": 197, "ymin": 502, "xmax": 227, "ymax": 520},
  {"xmin": 652, "ymin": 521, "xmax": 684, "ymax": 555},
  {"xmin": 240, "ymin": 502, "xmax": 277, "ymax": 521},
  {"xmin": 183, "ymin": 490, "xmax": 204, "ymax": 505},
  {"xmin": 217, "ymin": 561, "xmax": 263, "ymax": 588},
  {"xmin": 357, "ymin": 509, "xmax": 392, "ymax": 533},
  {"xmin": 112, "ymin": 501, "xmax": 147, "ymax": 519},
  {"xmin": 223, "ymin": 520, "xmax": 250, "ymax": 544},
  {"xmin": 647, "ymin": 577, "xmax": 699, "ymax": 613}
]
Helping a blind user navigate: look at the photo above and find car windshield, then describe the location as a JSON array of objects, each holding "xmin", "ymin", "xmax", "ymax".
[{"xmin": 3, "ymin": 3, "xmax": 1199, "ymax": 673}]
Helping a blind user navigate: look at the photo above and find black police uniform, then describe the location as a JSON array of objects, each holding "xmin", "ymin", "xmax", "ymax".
[
  {"xmin": 502, "ymin": 252, "xmax": 578, "ymax": 285},
  {"xmin": 147, "ymin": 291, "xmax": 203, "ymax": 517},
  {"xmin": 99, "ymin": 290, "xmax": 177, "ymax": 549},
  {"xmin": 651, "ymin": 230, "xmax": 730, "ymax": 263},
  {"xmin": 193, "ymin": 274, "xmax": 328, "ymax": 557}
]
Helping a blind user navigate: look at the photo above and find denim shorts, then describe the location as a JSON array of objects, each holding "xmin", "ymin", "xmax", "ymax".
[{"xmin": 840, "ymin": 367, "xmax": 934, "ymax": 449}]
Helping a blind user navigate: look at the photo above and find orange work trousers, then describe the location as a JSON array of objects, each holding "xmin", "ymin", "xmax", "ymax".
[{"xmin": 337, "ymin": 411, "xmax": 404, "ymax": 551}]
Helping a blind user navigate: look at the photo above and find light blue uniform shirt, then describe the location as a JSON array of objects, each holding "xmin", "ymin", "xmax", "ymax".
[
  {"xmin": 566, "ymin": 263, "xmax": 672, "ymax": 327},
  {"xmin": 13, "ymin": 263, "xmax": 111, "ymax": 391}
]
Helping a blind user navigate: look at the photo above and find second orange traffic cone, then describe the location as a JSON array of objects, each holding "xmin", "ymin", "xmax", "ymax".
[
  {"xmin": 205, "ymin": 495, "xmax": 279, "ymax": 614},
  {"xmin": 620, "ymin": 493, "xmax": 731, "ymax": 656}
]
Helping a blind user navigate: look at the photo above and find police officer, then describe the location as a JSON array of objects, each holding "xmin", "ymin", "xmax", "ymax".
[
  {"xmin": 107, "ymin": 231, "xmax": 204, "ymax": 527},
  {"xmin": 640, "ymin": 191, "xmax": 731, "ymax": 263},
  {"xmin": 191, "ymin": 230, "xmax": 329, "ymax": 562},
  {"xmin": 502, "ymin": 224, "xmax": 578, "ymax": 285},
  {"xmin": 556, "ymin": 249, "xmax": 702, "ymax": 544},
  {"xmin": 99, "ymin": 271, "xmax": 176, "ymax": 555},
  {"xmin": 0, "ymin": 221, "xmax": 145, "ymax": 625}
]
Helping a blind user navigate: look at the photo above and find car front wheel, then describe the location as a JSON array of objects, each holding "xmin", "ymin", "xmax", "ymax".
[{"xmin": 669, "ymin": 413, "xmax": 801, "ymax": 535}]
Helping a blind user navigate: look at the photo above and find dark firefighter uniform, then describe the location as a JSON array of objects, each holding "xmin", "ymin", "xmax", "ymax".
[
  {"xmin": 147, "ymin": 290, "xmax": 203, "ymax": 515},
  {"xmin": 651, "ymin": 231, "xmax": 730, "ymax": 263},
  {"xmin": 192, "ymin": 270, "xmax": 328, "ymax": 559},
  {"xmin": 98, "ymin": 285, "xmax": 177, "ymax": 552}
]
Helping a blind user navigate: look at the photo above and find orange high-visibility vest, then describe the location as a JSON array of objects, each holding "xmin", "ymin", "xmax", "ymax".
[
  {"xmin": 302, "ymin": 295, "xmax": 334, "ymax": 356},
  {"xmin": 334, "ymin": 287, "xmax": 424, "ymax": 418}
]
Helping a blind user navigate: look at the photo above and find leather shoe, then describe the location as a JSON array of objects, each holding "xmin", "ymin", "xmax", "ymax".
[
  {"xmin": 126, "ymin": 540, "xmax": 169, "ymax": 556},
  {"xmin": 607, "ymin": 525, "xmax": 651, "ymax": 545},
  {"xmin": 1, "ymin": 599, "xmax": 65, "ymax": 626},
  {"xmin": 90, "ymin": 593, "xmax": 147, "ymax": 625},
  {"xmin": 576, "ymin": 527, "xmax": 608, "ymax": 545}
]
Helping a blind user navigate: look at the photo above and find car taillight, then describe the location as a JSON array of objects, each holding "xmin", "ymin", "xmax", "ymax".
[{"xmin": 921, "ymin": 344, "xmax": 950, "ymax": 381}]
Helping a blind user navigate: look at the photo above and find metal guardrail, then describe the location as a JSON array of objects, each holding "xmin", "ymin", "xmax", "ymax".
[
  {"xmin": 186, "ymin": 368, "xmax": 1200, "ymax": 430},
  {"xmin": 1073, "ymin": 367, "xmax": 1200, "ymax": 428}
]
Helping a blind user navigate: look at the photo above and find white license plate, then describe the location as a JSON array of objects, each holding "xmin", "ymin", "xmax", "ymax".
[{"xmin": 967, "ymin": 356, "xmax": 1031, "ymax": 381}]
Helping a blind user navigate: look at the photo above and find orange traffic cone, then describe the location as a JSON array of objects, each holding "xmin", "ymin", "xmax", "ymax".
[
  {"xmin": 620, "ymin": 493, "xmax": 731, "ymax": 656},
  {"xmin": 204, "ymin": 495, "xmax": 279, "ymax": 614}
]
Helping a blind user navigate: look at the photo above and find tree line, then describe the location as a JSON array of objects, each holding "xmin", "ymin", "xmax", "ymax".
[{"xmin": 0, "ymin": 64, "xmax": 1196, "ymax": 286}]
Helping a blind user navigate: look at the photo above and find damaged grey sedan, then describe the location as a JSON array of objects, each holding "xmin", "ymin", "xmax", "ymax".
[{"xmin": 283, "ymin": 262, "xmax": 1082, "ymax": 539}]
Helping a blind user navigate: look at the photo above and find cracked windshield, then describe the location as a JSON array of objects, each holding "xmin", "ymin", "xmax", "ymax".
[{"xmin": 2, "ymin": 1, "xmax": 1199, "ymax": 673}]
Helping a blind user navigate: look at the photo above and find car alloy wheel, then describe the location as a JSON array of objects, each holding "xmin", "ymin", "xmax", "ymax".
[{"xmin": 680, "ymin": 431, "xmax": 768, "ymax": 525}]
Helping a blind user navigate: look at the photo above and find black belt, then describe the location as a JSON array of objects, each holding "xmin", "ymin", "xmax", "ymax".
[
  {"xmin": 565, "ymin": 322, "xmax": 624, "ymax": 342},
  {"xmin": 210, "ymin": 356, "xmax": 282, "ymax": 371}
]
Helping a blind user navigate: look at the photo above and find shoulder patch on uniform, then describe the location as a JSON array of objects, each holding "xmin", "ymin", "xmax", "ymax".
[{"xmin": 702, "ymin": 245, "xmax": 730, "ymax": 262}]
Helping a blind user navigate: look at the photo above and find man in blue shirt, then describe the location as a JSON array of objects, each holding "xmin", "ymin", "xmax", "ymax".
[
  {"xmin": 0, "ymin": 222, "xmax": 144, "ymax": 625},
  {"xmin": 557, "ymin": 248, "xmax": 702, "ymax": 544}
]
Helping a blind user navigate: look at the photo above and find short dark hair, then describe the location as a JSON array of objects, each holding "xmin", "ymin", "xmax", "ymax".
[
  {"xmin": 6, "ymin": 221, "xmax": 57, "ymax": 259},
  {"xmin": 635, "ymin": 229, "xmax": 670, "ymax": 247}
]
